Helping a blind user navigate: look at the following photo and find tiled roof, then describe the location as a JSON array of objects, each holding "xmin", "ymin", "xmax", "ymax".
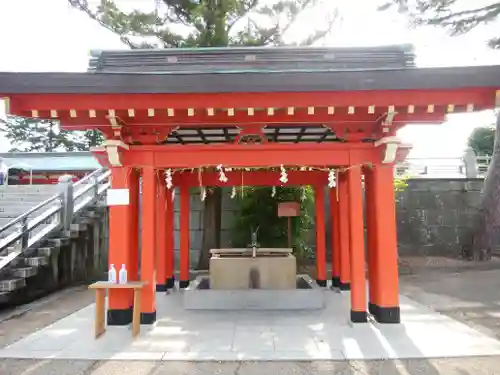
[
  {"xmin": 1, "ymin": 65, "xmax": 500, "ymax": 94},
  {"xmin": 88, "ymin": 44, "xmax": 416, "ymax": 73}
]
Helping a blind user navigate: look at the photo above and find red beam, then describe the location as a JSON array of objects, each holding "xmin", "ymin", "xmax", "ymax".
[
  {"xmin": 7, "ymin": 88, "xmax": 496, "ymax": 113},
  {"xmin": 29, "ymin": 108, "xmax": 448, "ymax": 131},
  {"xmin": 118, "ymin": 142, "xmax": 379, "ymax": 168},
  {"xmin": 174, "ymin": 170, "xmax": 329, "ymax": 187}
]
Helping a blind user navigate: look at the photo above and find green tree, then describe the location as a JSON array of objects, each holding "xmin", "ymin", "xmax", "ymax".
[
  {"xmin": 379, "ymin": 1, "xmax": 500, "ymax": 48},
  {"xmin": 230, "ymin": 186, "xmax": 314, "ymax": 262},
  {"xmin": 468, "ymin": 126, "xmax": 495, "ymax": 156},
  {"xmin": 69, "ymin": 0, "xmax": 338, "ymax": 269},
  {"xmin": 381, "ymin": 0, "xmax": 500, "ymax": 259},
  {"xmin": 65, "ymin": 130, "xmax": 106, "ymax": 151},
  {"xmin": 0, "ymin": 117, "xmax": 68, "ymax": 152},
  {"xmin": 0, "ymin": 116, "xmax": 104, "ymax": 152}
]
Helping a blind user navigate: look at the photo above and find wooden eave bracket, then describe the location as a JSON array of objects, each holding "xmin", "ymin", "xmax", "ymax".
[
  {"xmin": 96, "ymin": 140, "xmax": 130, "ymax": 167},
  {"xmin": 106, "ymin": 111, "xmax": 126, "ymax": 138},
  {"xmin": 382, "ymin": 108, "xmax": 397, "ymax": 126},
  {"xmin": 374, "ymin": 136, "xmax": 401, "ymax": 164}
]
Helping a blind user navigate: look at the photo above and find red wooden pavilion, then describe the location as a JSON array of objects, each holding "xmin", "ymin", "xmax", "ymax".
[{"xmin": 1, "ymin": 45, "xmax": 499, "ymax": 325}]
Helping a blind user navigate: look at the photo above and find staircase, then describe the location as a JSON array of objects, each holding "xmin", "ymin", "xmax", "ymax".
[{"xmin": 0, "ymin": 169, "xmax": 110, "ymax": 305}]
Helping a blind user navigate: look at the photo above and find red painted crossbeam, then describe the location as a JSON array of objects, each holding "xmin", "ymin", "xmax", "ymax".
[
  {"xmin": 115, "ymin": 142, "xmax": 378, "ymax": 169},
  {"xmin": 34, "ymin": 108, "xmax": 447, "ymax": 131}
]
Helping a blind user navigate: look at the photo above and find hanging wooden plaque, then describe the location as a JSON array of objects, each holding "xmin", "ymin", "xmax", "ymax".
[{"xmin": 278, "ymin": 201, "xmax": 300, "ymax": 217}]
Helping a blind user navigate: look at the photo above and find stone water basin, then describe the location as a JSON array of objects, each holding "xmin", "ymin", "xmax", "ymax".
[
  {"xmin": 184, "ymin": 247, "xmax": 324, "ymax": 310},
  {"xmin": 183, "ymin": 274, "xmax": 325, "ymax": 310},
  {"xmin": 209, "ymin": 248, "xmax": 296, "ymax": 290}
]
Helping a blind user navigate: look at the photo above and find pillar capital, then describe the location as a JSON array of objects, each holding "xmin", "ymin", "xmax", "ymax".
[
  {"xmin": 93, "ymin": 140, "xmax": 129, "ymax": 167},
  {"xmin": 374, "ymin": 136, "xmax": 400, "ymax": 164}
]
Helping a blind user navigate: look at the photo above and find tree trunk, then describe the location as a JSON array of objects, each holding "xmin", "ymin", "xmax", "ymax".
[
  {"xmin": 462, "ymin": 111, "xmax": 500, "ymax": 261},
  {"xmin": 197, "ymin": 188, "xmax": 222, "ymax": 270}
]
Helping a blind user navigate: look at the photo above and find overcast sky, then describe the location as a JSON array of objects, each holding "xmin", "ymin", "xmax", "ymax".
[{"xmin": 1, "ymin": 0, "xmax": 499, "ymax": 157}]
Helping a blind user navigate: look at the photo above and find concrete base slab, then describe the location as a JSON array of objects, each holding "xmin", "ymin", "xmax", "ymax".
[
  {"xmin": 183, "ymin": 274, "xmax": 325, "ymax": 310},
  {"xmin": 1, "ymin": 286, "xmax": 500, "ymax": 361}
]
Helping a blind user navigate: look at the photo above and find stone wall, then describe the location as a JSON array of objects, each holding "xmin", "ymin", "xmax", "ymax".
[
  {"xmin": 172, "ymin": 179, "xmax": 484, "ymax": 267},
  {"xmin": 173, "ymin": 188, "xmax": 237, "ymax": 269},
  {"xmin": 396, "ymin": 179, "xmax": 483, "ymax": 256}
]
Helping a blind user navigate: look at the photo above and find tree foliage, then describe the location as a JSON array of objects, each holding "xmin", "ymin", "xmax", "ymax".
[
  {"xmin": 1, "ymin": 117, "xmax": 69, "ymax": 152},
  {"xmin": 379, "ymin": 1, "xmax": 500, "ymax": 48},
  {"xmin": 0, "ymin": 116, "xmax": 104, "ymax": 152},
  {"xmin": 69, "ymin": 0, "xmax": 337, "ymax": 48},
  {"xmin": 69, "ymin": 0, "xmax": 338, "ymax": 269},
  {"xmin": 230, "ymin": 186, "xmax": 315, "ymax": 262},
  {"xmin": 467, "ymin": 126, "xmax": 495, "ymax": 156}
]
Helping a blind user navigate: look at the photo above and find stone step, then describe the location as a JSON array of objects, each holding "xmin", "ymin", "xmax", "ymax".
[
  {"xmin": 0, "ymin": 186, "xmax": 58, "ymax": 193},
  {"xmin": 0, "ymin": 291, "xmax": 9, "ymax": 303},
  {"xmin": 37, "ymin": 246, "xmax": 54, "ymax": 257},
  {"xmin": 0, "ymin": 224, "xmax": 53, "ymax": 240},
  {"xmin": 0, "ymin": 194, "xmax": 56, "ymax": 201},
  {"xmin": 10, "ymin": 266, "xmax": 38, "ymax": 278},
  {"xmin": 0, "ymin": 205, "xmax": 59, "ymax": 218},
  {"xmin": 0, "ymin": 201, "xmax": 55, "ymax": 209},
  {"xmin": 24, "ymin": 256, "xmax": 49, "ymax": 267},
  {"xmin": 0, "ymin": 253, "xmax": 18, "ymax": 269},
  {"xmin": 9, "ymin": 257, "xmax": 25, "ymax": 267},
  {"xmin": 46, "ymin": 237, "xmax": 70, "ymax": 247},
  {"xmin": 2, "ymin": 247, "xmax": 16, "ymax": 254},
  {"xmin": 0, "ymin": 277, "xmax": 25, "ymax": 292}
]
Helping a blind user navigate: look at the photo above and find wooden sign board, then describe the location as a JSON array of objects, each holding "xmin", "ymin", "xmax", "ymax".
[{"xmin": 278, "ymin": 202, "xmax": 300, "ymax": 217}]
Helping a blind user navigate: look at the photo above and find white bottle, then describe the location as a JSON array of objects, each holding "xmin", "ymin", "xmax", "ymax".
[
  {"xmin": 108, "ymin": 264, "xmax": 117, "ymax": 283},
  {"xmin": 118, "ymin": 264, "xmax": 128, "ymax": 284}
]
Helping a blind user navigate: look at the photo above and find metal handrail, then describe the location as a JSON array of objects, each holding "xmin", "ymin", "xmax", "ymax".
[
  {"xmin": 74, "ymin": 168, "xmax": 107, "ymax": 188},
  {"xmin": 0, "ymin": 168, "xmax": 110, "ymax": 271}
]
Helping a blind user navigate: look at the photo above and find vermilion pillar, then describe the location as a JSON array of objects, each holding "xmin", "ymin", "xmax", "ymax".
[
  {"xmin": 107, "ymin": 167, "xmax": 138, "ymax": 326},
  {"xmin": 370, "ymin": 164, "xmax": 400, "ymax": 323},
  {"xmin": 363, "ymin": 166, "xmax": 378, "ymax": 317},
  {"xmin": 346, "ymin": 166, "xmax": 367, "ymax": 323},
  {"xmin": 156, "ymin": 171, "xmax": 167, "ymax": 291},
  {"xmin": 329, "ymin": 186, "xmax": 341, "ymax": 288},
  {"xmin": 337, "ymin": 172, "xmax": 351, "ymax": 291},
  {"xmin": 127, "ymin": 168, "xmax": 140, "ymax": 283},
  {"xmin": 314, "ymin": 186, "xmax": 327, "ymax": 287},
  {"xmin": 165, "ymin": 188, "xmax": 175, "ymax": 289},
  {"xmin": 140, "ymin": 167, "xmax": 157, "ymax": 324},
  {"xmin": 179, "ymin": 184, "xmax": 190, "ymax": 288}
]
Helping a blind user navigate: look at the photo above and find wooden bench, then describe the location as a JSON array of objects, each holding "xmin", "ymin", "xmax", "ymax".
[{"xmin": 88, "ymin": 281, "xmax": 146, "ymax": 339}]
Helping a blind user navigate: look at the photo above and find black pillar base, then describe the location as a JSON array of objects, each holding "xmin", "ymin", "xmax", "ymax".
[
  {"xmin": 179, "ymin": 280, "xmax": 190, "ymax": 289},
  {"xmin": 156, "ymin": 283, "xmax": 168, "ymax": 292},
  {"xmin": 331, "ymin": 276, "xmax": 341, "ymax": 288},
  {"xmin": 368, "ymin": 302, "xmax": 378, "ymax": 316},
  {"xmin": 107, "ymin": 307, "xmax": 132, "ymax": 326},
  {"xmin": 373, "ymin": 305, "xmax": 401, "ymax": 324},
  {"xmin": 166, "ymin": 276, "xmax": 175, "ymax": 289},
  {"xmin": 316, "ymin": 279, "xmax": 327, "ymax": 287},
  {"xmin": 339, "ymin": 281, "xmax": 351, "ymax": 291},
  {"xmin": 140, "ymin": 311, "xmax": 157, "ymax": 325},
  {"xmin": 350, "ymin": 310, "xmax": 368, "ymax": 323}
]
